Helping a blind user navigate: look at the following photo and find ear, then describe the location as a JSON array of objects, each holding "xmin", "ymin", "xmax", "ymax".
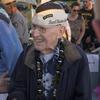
[{"xmin": 57, "ymin": 26, "xmax": 65, "ymax": 39}]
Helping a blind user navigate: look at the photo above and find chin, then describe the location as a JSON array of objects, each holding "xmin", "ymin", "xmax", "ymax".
[
  {"xmin": 34, "ymin": 45, "xmax": 44, "ymax": 51},
  {"xmin": 35, "ymin": 46, "xmax": 42, "ymax": 51}
]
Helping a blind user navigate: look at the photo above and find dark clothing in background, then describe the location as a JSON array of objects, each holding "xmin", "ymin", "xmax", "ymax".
[{"xmin": 80, "ymin": 8, "xmax": 97, "ymax": 51}]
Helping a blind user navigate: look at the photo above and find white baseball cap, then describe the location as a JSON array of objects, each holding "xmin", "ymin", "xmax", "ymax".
[
  {"xmin": 1, "ymin": 0, "xmax": 15, "ymax": 4},
  {"xmin": 32, "ymin": 1, "xmax": 68, "ymax": 28}
]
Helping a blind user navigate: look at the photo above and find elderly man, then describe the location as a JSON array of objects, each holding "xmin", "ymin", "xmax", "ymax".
[{"xmin": 7, "ymin": 1, "xmax": 91, "ymax": 100}]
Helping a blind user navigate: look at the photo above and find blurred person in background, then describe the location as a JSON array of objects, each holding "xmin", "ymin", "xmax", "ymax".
[
  {"xmin": 80, "ymin": 0, "xmax": 96, "ymax": 52},
  {"xmin": 92, "ymin": 0, "xmax": 100, "ymax": 43},
  {"xmin": 68, "ymin": 2, "xmax": 85, "ymax": 47},
  {"xmin": 1, "ymin": 0, "xmax": 30, "ymax": 49},
  {"xmin": 92, "ymin": 0, "xmax": 100, "ymax": 99},
  {"xmin": 7, "ymin": 1, "xmax": 91, "ymax": 100},
  {"xmin": 0, "ymin": 3, "xmax": 23, "ymax": 100}
]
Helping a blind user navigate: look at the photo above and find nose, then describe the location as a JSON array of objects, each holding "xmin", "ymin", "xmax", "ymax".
[{"xmin": 31, "ymin": 29, "xmax": 41, "ymax": 37}]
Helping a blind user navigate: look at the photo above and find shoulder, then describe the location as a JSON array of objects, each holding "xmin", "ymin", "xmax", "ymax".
[
  {"xmin": 0, "ymin": 19, "xmax": 10, "ymax": 35},
  {"xmin": 16, "ymin": 10, "xmax": 26, "ymax": 21},
  {"xmin": 63, "ymin": 40, "xmax": 87, "ymax": 64}
]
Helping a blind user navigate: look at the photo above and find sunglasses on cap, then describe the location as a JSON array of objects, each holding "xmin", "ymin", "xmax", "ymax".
[{"xmin": 83, "ymin": 0, "xmax": 92, "ymax": 3}]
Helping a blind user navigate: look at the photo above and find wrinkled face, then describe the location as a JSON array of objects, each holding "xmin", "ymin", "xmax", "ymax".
[
  {"xmin": 31, "ymin": 24, "xmax": 62, "ymax": 54},
  {"xmin": 83, "ymin": 0, "xmax": 93, "ymax": 9},
  {"xmin": 71, "ymin": 6, "xmax": 80, "ymax": 16}
]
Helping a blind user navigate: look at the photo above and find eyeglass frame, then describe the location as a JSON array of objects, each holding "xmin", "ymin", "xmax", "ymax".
[
  {"xmin": 83, "ymin": 0, "xmax": 92, "ymax": 3},
  {"xmin": 72, "ymin": 9, "xmax": 80, "ymax": 12},
  {"xmin": 31, "ymin": 24, "xmax": 61, "ymax": 34}
]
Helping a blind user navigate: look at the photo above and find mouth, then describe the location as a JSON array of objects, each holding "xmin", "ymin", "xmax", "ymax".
[
  {"xmin": 34, "ymin": 39, "xmax": 45, "ymax": 44},
  {"xmin": 34, "ymin": 40, "xmax": 42, "ymax": 42}
]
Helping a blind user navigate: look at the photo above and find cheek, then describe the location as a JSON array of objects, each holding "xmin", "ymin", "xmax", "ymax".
[
  {"xmin": 46, "ymin": 34, "xmax": 58, "ymax": 46},
  {"xmin": 44, "ymin": 29, "xmax": 59, "ymax": 46},
  {"xmin": 47, "ymin": 32, "xmax": 57, "ymax": 40}
]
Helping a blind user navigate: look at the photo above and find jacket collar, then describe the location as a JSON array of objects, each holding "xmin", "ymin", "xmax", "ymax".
[
  {"xmin": 24, "ymin": 45, "xmax": 35, "ymax": 70},
  {"xmin": 24, "ymin": 40, "xmax": 82, "ymax": 70},
  {"xmin": 63, "ymin": 40, "xmax": 81, "ymax": 64}
]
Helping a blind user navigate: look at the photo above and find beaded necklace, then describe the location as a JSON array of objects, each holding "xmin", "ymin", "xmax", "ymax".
[{"xmin": 35, "ymin": 41, "xmax": 64, "ymax": 100}]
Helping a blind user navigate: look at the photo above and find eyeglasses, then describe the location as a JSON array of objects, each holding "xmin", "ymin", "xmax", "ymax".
[
  {"xmin": 73, "ymin": 9, "xmax": 80, "ymax": 12},
  {"xmin": 32, "ymin": 24, "xmax": 46, "ymax": 33},
  {"xmin": 31, "ymin": 24, "xmax": 60, "ymax": 34},
  {"xmin": 83, "ymin": 1, "xmax": 89, "ymax": 3}
]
